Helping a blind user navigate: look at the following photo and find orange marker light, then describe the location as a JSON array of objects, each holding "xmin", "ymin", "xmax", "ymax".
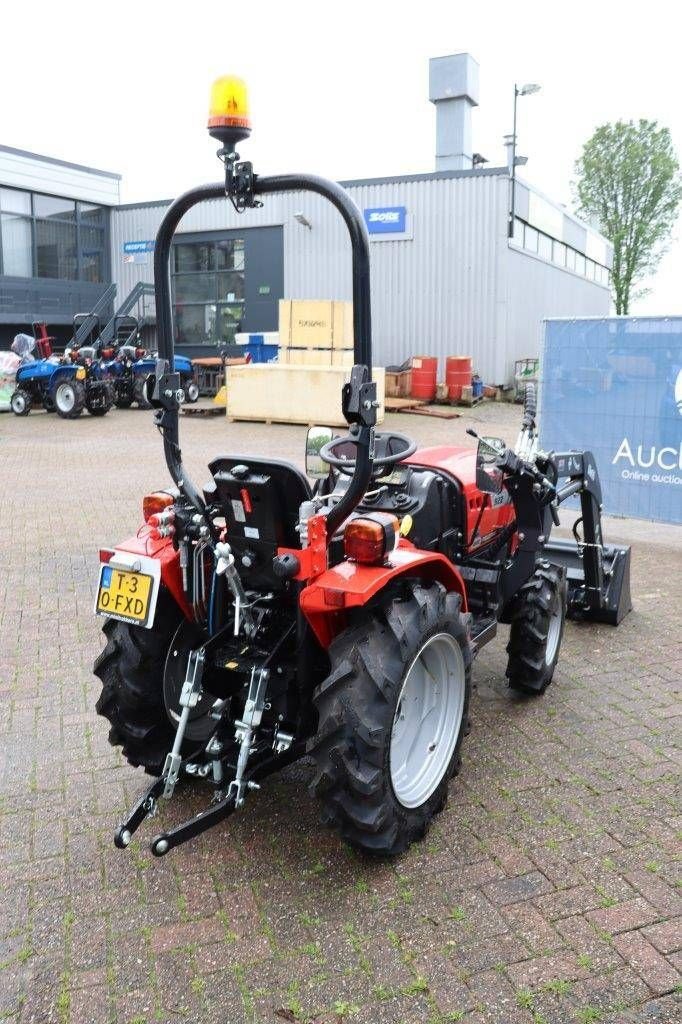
[
  {"xmin": 142, "ymin": 491, "xmax": 175, "ymax": 522},
  {"xmin": 344, "ymin": 514, "xmax": 399, "ymax": 565},
  {"xmin": 208, "ymin": 76, "xmax": 251, "ymax": 143}
]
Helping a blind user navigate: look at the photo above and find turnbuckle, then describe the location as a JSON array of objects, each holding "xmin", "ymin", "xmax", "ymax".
[{"xmin": 162, "ymin": 648, "xmax": 205, "ymax": 799}]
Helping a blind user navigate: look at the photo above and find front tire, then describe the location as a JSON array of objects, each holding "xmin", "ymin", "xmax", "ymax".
[
  {"xmin": 10, "ymin": 389, "xmax": 32, "ymax": 416},
  {"xmin": 506, "ymin": 562, "xmax": 567, "ymax": 695},
  {"xmin": 184, "ymin": 378, "xmax": 200, "ymax": 403},
  {"xmin": 55, "ymin": 380, "xmax": 85, "ymax": 418},
  {"xmin": 133, "ymin": 375, "xmax": 152, "ymax": 409},
  {"xmin": 308, "ymin": 582, "xmax": 472, "ymax": 856}
]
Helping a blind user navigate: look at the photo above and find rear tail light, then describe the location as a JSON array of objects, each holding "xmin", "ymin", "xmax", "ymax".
[
  {"xmin": 135, "ymin": 347, "xmax": 146, "ymax": 359},
  {"xmin": 344, "ymin": 513, "xmax": 399, "ymax": 565},
  {"xmin": 143, "ymin": 491, "xmax": 175, "ymax": 522},
  {"xmin": 101, "ymin": 348, "xmax": 115, "ymax": 359},
  {"xmin": 99, "ymin": 548, "xmax": 115, "ymax": 563}
]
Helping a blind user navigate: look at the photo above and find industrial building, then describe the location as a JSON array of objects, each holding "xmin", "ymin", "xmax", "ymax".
[{"xmin": 0, "ymin": 54, "xmax": 611, "ymax": 385}]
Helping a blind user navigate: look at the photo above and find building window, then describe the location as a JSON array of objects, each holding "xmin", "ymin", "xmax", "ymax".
[
  {"xmin": 1, "ymin": 213, "xmax": 32, "ymax": 276},
  {"xmin": 524, "ymin": 225, "xmax": 539, "ymax": 253},
  {"xmin": 510, "ymin": 217, "xmax": 610, "ymax": 286},
  {"xmin": 36, "ymin": 219, "xmax": 78, "ymax": 279},
  {"xmin": 0, "ymin": 189, "xmax": 32, "ymax": 277},
  {"xmin": 538, "ymin": 232, "xmax": 553, "ymax": 261},
  {"xmin": 172, "ymin": 237, "xmax": 245, "ymax": 346},
  {"xmin": 0, "ymin": 188, "xmax": 108, "ymax": 282}
]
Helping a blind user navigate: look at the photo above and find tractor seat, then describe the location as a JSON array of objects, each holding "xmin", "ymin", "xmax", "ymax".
[{"xmin": 207, "ymin": 456, "xmax": 312, "ymax": 586}]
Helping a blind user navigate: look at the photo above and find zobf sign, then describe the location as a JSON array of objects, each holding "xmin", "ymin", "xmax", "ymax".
[
  {"xmin": 363, "ymin": 206, "xmax": 407, "ymax": 235},
  {"xmin": 540, "ymin": 317, "xmax": 682, "ymax": 525}
]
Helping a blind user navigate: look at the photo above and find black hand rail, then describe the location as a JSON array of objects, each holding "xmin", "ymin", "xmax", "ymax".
[{"xmin": 152, "ymin": 173, "xmax": 373, "ymax": 536}]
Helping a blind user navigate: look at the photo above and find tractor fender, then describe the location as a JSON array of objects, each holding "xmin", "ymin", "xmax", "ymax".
[
  {"xmin": 299, "ymin": 548, "xmax": 468, "ymax": 648},
  {"xmin": 109, "ymin": 528, "xmax": 192, "ymax": 620},
  {"xmin": 48, "ymin": 364, "xmax": 79, "ymax": 389}
]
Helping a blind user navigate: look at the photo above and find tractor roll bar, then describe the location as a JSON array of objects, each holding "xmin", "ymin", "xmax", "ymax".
[{"xmin": 153, "ymin": 174, "xmax": 373, "ymax": 532}]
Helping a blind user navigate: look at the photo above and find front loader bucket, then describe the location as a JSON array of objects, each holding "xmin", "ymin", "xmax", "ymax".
[{"xmin": 542, "ymin": 538, "xmax": 632, "ymax": 626}]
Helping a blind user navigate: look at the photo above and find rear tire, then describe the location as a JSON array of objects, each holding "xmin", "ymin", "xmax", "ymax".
[
  {"xmin": 94, "ymin": 592, "xmax": 185, "ymax": 774},
  {"xmin": 55, "ymin": 380, "xmax": 85, "ymax": 418},
  {"xmin": 506, "ymin": 562, "xmax": 567, "ymax": 695},
  {"xmin": 10, "ymin": 389, "xmax": 32, "ymax": 416},
  {"xmin": 308, "ymin": 582, "xmax": 472, "ymax": 856},
  {"xmin": 86, "ymin": 388, "xmax": 112, "ymax": 416}
]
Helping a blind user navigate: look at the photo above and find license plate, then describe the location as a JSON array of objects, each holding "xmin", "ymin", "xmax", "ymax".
[{"xmin": 95, "ymin": 555, "xmax": 160, "ymax": 628}]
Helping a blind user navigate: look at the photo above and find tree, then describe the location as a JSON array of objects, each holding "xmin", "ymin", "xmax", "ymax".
[{"xmin": 574, "ymin": 120, "xmax": 682, "ymax": 314}]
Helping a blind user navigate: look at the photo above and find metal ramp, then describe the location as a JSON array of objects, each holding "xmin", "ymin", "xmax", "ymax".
[{"xmin": 100, "ymin": 283, "xmax": 155, "ymax": 344}]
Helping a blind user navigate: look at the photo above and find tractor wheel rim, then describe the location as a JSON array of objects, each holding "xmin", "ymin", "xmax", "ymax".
[
  {"xmin": 390, "ymin": 632, "xmax": 465, "ymax": 809},
  {"xmin": 187, "ymin": 382, "xmax": 199, "ymax": 401},
  {"xmin": 58, "ymin": 385, "xmax": 75, "ymax": 412},
  {"xmin": 12, "ymin": 394, "xmax": 25, "ymax": 413},
  {"xmin": 545, "ymin": 598, "xmax": 562, "ymax": 665}
]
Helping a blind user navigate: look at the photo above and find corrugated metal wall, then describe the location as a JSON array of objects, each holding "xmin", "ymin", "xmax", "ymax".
[
  {"xmin": 504, "ymin": 249, "xmax": 610, "ymax": 382},
  {"xmin": 110, "ymin": 171, "xmax": 607, "ymax": 384}
]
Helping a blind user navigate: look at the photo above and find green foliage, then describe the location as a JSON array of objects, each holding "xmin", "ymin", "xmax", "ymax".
[{"xmin": 574, "ymin": 120, "xmax": 681, "ymax": 313}]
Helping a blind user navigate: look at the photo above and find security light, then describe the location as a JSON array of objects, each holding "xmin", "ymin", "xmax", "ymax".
[
  {"xmin": 294, "ymin": 212, "xmax": 312, "ymax": 230},
  {"xmin": 518, "ymin": 83, "xmax": 541, "ymax": 96}
]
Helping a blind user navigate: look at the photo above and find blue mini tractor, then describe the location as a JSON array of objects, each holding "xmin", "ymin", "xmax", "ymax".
[
  {"xmin": 132, "ymin": 352, "xmax": 199, "ymax": 408},
  {"xmin": 53, "ymin": 314, "xmax": 114, "ymax": 418}
]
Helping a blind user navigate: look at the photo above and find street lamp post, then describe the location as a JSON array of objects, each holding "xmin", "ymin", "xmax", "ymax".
[{"xmin": 508, "ymin": 82, "xmax": 541, "ymax": 239}]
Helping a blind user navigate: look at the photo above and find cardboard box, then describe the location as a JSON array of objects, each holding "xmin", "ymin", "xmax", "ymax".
[
  {"xmin": 279, "ymin": 300, "xmax": 353, "ymax": 350},
  {"xmin": 227, "ymin": 364, "xmax": 385, "ymax": 426}
]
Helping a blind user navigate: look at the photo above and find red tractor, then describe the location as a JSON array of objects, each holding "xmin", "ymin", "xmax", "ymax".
[{"xmin": 94, "ymin": 77, "xmax": 631, "ymax": 858}]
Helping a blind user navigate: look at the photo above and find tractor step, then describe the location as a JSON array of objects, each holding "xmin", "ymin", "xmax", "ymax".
[{"xmin": 470, "ymin": 615, "xmax": 498, "ymax": 651}]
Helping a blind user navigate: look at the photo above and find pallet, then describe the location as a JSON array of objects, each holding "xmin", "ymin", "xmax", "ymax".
[
  {"xmin": 457, "ymin": 395, "xmax": 484, "ymax": 408},
  {"xmin": 384, "ymin": 397, "xmax": 427, "ymax": 412},
  {"xmin": 402, "ymin": 406, "xmax": 460, "ymax": 420},
  {"xmin": 182, "ymin": 405, "xmax": 224, "ymax": 417},
  {"xmin": 227, "ymin": 416, "xmax": 318, "ymax": 426}
]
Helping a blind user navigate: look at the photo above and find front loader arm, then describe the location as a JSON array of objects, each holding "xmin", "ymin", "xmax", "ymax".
[{"xmin": 541, "ymin": 451, "xmax": 632, "ymax": 625}]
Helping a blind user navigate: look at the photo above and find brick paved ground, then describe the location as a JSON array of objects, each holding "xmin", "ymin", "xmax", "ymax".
[{"xmin": 0, "ymin": 403, "xmax": 680, "ymax": 1024}]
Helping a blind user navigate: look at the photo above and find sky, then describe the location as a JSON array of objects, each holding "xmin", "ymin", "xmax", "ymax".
[{"xmin": 2, "ymin": 0, "xmax": 679, "ymax": 313}]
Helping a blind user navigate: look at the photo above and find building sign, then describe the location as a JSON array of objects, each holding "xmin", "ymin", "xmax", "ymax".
[
  {"xmin": 540, "ymin": 318, "xmax": 682, "ymax": 525},
  {"xmin": 122, "ymin": 240, "xmax": 155, "ymax": 265},
  {"xmin": 363, "ymin": 206, "xmax": 407, "ymax": 236},
  {"xmin": 123, "ymin": 240, "xmax": 156, "ymax": 254}
]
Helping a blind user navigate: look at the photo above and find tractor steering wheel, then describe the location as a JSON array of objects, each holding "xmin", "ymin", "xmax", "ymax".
[{"xmin": 320, "ymin": 430, "xmax": 417, "ymax": 477}]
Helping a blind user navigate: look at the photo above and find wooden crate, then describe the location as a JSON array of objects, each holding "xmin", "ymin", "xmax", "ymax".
[
  {"xmin": 227, "ymin": 364, "xmax": 385, "ymax": 426},
  {"xmin": 279, "ymin": 348, "xmax": 354, "ymax": 367},
  {"xmin": 385, "ymin": 369, "xmax": 412, "ymax": 397},
  {"xmin": 279, "ymin": 347, "xmax": 332, "ymax": 366},
  {"xmin": 278, "ymin": 299, "xmax": 353, "ymax": 350}
]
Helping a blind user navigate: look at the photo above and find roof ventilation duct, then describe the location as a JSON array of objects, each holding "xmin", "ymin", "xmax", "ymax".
[{"xmin": 429, "ymin": 53, "xmax": 480, "ymax": 171}]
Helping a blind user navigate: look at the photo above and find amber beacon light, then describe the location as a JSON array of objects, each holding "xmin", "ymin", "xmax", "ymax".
[{"xmin": 207, "ymin": 76, "xmax": 251, "ymax": 147}]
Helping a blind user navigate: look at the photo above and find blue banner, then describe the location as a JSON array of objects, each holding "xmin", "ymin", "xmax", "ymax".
[
  {"xmin": 364, "ymin": 206, "xmax": 407, "ymax": 234},
  {"xmin": 540, "ymin": 318, "xmax": 682, "ymax": 524}
]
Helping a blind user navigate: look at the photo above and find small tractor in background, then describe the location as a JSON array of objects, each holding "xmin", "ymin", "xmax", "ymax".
[
  {"xmin": 100, "ymin": 316, "xmax": 149, "ymax": 409},
  {"xmin": 93, "ymin": 76, "xmax": 632, "ymax": 859},
  {"xmin": 9, "ymin": 322, "xmax": 60, "ymax": 415},
  {"xmin": 56, "ymin": 314, "xmax": 113, "ymax": 418}
]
